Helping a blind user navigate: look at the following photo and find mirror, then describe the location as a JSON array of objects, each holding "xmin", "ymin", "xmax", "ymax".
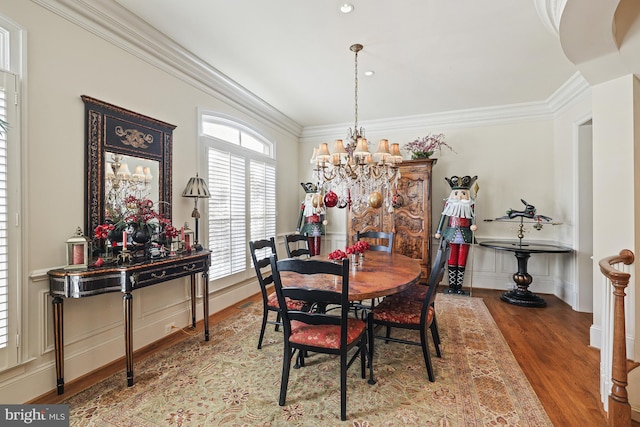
[{"xmin": 83, "ymin": 95, "xmax": 175, "ymax": 239}]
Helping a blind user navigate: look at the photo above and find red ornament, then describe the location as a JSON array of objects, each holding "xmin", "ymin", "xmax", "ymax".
[{"xmin": 324, "ymin": 191, "xmax": 338, "ymax": 208}]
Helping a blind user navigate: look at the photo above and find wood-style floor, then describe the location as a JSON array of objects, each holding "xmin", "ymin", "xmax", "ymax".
[{"xmin": 34, "ymin": 288, "xmax": 624, "ymax": 426}]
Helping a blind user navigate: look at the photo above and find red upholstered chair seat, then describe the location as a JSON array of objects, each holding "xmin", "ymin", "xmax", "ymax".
[
  {"xmin": 267, "ymin": 292, "xmax": 307, "ymax": 311},
  {"xmin": 289, "ymin": 319, "xmax": 366, "ymax": 349},
  {"xmin": 371, "ymin": 297, "xmax": 434, "ymax": 326}
]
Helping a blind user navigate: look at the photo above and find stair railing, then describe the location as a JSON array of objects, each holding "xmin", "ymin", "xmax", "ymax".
[{"xmin": 599, "ymin": 249, "xmax": 634, "ymax": 427}]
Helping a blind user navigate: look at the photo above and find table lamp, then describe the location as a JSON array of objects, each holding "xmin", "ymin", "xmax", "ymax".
[{"xmin": 181, "ymin": 173, "xmax": 210, "ymax": 251}]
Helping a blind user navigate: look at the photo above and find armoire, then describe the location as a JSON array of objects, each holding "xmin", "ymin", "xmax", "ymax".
[{"xmin": 347, "ymin": 158, "xmax": 436, "ymax": 282}]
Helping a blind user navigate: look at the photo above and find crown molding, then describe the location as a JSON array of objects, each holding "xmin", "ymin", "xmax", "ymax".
[
  {"xmin": 300, "ymin": 72, "xmax": 591, "ymax": 142},
  {"xmin": 31, "ymin": 0, "xmax": 303, "ymax": 137},
  {"xmin": 534, "ymin": 0, "xmax": 568, "ymax": 35},
  {"xmin": 33, "ymin": 1, "xmax": 590, "ymax": 143}
]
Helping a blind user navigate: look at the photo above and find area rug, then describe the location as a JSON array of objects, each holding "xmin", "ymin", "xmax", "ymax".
[{"xmin": 63, "ymin": 295, "xmax": 552, "ymax": 426}]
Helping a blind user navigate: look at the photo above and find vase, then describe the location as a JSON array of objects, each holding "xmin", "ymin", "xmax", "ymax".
[
  {"xmin": 132, "ymin": 226, "xmax": 151, "ymax": 245},
  {"xmin": 411, "ymin": 151, "xmax": 433, "ymax": 160}
]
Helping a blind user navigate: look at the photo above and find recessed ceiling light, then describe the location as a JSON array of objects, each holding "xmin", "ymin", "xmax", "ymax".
[
  {"xmin": 340, "ymin": 3, "xmax": 354, "ymax": 14},
  {"xmin": 364, "ymin": 70, "xmax": 375, "ymax": 77}
]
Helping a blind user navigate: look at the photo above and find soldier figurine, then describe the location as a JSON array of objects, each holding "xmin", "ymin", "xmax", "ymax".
[{"xmin": 435, "ymin": 175, "xmax": 478, "ymax": 295}]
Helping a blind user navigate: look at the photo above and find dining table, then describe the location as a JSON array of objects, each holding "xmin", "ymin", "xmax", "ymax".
[{"xmin": 280, "ymin": 251, "xmax": 423, "ymax": 300}]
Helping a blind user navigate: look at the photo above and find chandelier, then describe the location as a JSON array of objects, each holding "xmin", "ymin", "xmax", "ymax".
[{"xmin": 310, "ymin": 44, "xmax": 402, "ymax": 213}]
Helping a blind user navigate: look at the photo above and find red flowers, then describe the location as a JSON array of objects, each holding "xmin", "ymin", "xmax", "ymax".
[
  {"xmin": 328, "ymin": 249, "xmax": 347, "ymax": 260},
  {"xmin": 328, "ymin": 241, "xmax": 370, "ymax": 260},
  {"xmin": 94, "ymin": 223, "xmax": 115, "ymax": 240},
  {"xmin": 346, "ymin": 241, "xmax": 370, "ymax": 255}
]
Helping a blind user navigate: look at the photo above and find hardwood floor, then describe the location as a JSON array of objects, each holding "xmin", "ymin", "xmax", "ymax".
[{"xmin": 34, "ymin": 288, "xmax": 625, "ymax": 426}]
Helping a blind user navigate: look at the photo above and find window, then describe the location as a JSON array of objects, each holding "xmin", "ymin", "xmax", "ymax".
[
  {"xmin": 201, "ymin": 115, "xmax": 275, "ymax": 286},
  {"xmin": 0, "ymin": 16, "xmax": 22, "ymax": 370}
]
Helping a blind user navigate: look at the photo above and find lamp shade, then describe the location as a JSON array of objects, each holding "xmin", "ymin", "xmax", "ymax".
[{"xmin": 182, "ymin": 175, "xmax": 211, "ymax": 198}]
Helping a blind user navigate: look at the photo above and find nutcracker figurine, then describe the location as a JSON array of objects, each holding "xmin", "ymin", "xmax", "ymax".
[
  {"xmin": 435, "ymin": 175, "xmax": 478, "ymax": 295},
  {"xmin": 296, "ymin": 183, "xmax": 326, "ymax": 255}
]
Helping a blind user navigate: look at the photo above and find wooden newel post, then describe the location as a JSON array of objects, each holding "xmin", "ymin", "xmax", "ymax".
[{"xmin": 599, "ymin": 249, "xmax": 635, "ymax": 427}]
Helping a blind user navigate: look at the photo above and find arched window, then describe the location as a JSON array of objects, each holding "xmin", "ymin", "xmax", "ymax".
[{"xmin": 200, "ymin": 114, "xmax": 276, "ymax": 287}]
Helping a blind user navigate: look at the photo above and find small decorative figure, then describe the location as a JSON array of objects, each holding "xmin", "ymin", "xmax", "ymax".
[
  {"xmin": 435, "ymin": 175, "xmax": 478, "ymax": 295},
  {"xmin": 297, "ymin": 182, "xmax": 327, "ymax": 255}
]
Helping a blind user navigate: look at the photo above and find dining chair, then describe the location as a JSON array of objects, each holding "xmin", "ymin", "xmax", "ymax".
[
  {"xmin": 284, "ymin": 233, "xmax": 311, "ymax": 258},
  {"xmin": 248, "ymin": 238, "xmax": 307, "ymax": 350},
  {"xmin": 269, "ymin": 255, "xmax": 373, "ymax": 421},
  {"xmin": 367, "ymin": 239, "xmax": 450, "ymax": 382},
  {"xmin": 356, "ymin": 230, "xmax": 394, "ymax": 253}
]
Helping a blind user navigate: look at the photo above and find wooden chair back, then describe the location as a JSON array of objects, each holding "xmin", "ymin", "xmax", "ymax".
[
  {"xmin": 284, "ymin": 233, "xmax": 311, "ymax": 258},
  {"xmin": 356, "ymin": 231, "xmax": 394, "ymax": 253},
  {"xmin": 249, "ymin": 237, "xmax": 277, "ymax": 296}
]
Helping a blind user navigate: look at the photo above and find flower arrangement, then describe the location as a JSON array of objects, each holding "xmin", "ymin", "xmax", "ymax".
[
  {"xmin": 347, "ymin": 241, "xmax": 370, "ymax": 255},
  {"xmin": 328, "ymin": 249, "xmax": 348, "ymax": 261},
  {"xmin": 94, "ymin": 195, "xmax": 178, "ymax": 249},
  {"xmin": 404, "ymin": 133, "xmax": 454, "ymax": 159},
  {"xmin": 328, "ymin": 241, "xmax": 371, "ymax": 261}
]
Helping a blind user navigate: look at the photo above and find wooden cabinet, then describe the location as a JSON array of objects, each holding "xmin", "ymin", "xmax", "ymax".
[{"xmin": 348, "ymin": 159, "xmax": 436, "ymax": 282}]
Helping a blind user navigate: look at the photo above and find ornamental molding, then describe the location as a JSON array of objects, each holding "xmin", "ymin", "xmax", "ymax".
[{"xmin": 31, "ymin": 0, "xmax": 303, "ymax": 137}]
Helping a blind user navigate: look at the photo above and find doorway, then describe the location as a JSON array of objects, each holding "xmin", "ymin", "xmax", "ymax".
[{"xmin": 575, "ymin": 118, "xmax": 593, "ymax": 312}]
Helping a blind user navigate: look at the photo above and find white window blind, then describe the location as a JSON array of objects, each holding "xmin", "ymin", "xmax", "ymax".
[
  {"xmin": 249, "ymin": 160, "xmax": 276, "ymax": 243},
  {"xmin": 0, "ymin": 81, "xmax": 7, "ymax": 349},
  {"xmin": 207, "ymin": 148, "xmax": 246, "ymax": 280}
]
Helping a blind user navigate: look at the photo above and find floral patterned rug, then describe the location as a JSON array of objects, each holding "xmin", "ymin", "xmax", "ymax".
[{"xmin": 63, "ymin": 295, "xmax": 552, "ymax": 426}]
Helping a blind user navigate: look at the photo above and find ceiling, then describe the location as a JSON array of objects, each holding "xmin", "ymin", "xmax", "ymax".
[{"xmin": 112, "ymin": 0, "xmax": 578, "ymax": 129}]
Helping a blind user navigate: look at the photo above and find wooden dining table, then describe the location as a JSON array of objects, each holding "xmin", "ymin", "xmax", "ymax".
[{"xmin": 280, "ymin": 251, "xmax": 422, "ymax": 300}]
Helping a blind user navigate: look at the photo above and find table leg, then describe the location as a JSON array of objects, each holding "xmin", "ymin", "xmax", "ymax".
[
  {"xmin": 501, "ymin": 251, "xmax": 547, "ymax": 307},
  {"xmin": 202, "ymin": 271, "xmax": 210, "ymax": 341},
  {"xmin": 190, "ymin": 274, "xmax": 196, "ymax": 328},
  {"xmin": 123, "ymin": 292, "xmax": 134, "ymax": 386},
  {"xmin": 52, "ymin": 296, "xmax": 65, "ymax": 395}
]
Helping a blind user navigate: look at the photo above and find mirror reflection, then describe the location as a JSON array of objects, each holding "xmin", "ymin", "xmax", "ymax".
[{"xmin": 104, "ymin": 152, "xmax": 160, "ymax": 222}]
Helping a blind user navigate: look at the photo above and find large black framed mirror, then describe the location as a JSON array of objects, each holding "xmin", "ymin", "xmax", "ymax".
[{"xmin": 83, "ymin": 95, "xmax": 176, "ymax": 239}]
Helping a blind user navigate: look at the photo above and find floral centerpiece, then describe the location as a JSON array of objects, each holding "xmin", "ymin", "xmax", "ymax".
[
  {"xmin": 346, "ymin": 241, "xmax": 370, "ymax": 255},
  {"xmin": 94, "ymin": 195, "xmax": 178, "ymax": 256},
  {"xmin": 328, "ymin": 249, "xmax": 348, "ymax": 261},
  {"xmin": 404, "ymin": 133, "xmax": 454, "ymax": 159},
  {"xmin": 328, "ymin": 241, "xmax": 371, "ymax": 262}
]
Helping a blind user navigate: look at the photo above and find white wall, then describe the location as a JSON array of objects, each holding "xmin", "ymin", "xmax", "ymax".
[
  {"xmin": 301, "ymin": 116, "xmax": 582, "ymax": 296},
  {"xmin": 0, "ymin": 1, "xmax": 300, "ymax": 403}
]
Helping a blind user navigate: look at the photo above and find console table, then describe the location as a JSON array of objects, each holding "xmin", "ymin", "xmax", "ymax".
[
  {"xmin": 47, "ymin": 250, "xmax": 211, "ymax": 394},
  {"xmin": 478, "ymin": 240, "xmax": 571, "ymax": 308}
]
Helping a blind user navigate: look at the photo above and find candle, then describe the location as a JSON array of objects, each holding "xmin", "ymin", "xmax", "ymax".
[
  {"xmin": 123, "ymin": 231, "xmax": 127, "ymax": 250},
  {"xmin": 72, "ymin": 244, "xmax": 84, "ymax": 265},
  {"xmin": 181, "ymin": 226, "xmax": 185, "ymax": 241}
]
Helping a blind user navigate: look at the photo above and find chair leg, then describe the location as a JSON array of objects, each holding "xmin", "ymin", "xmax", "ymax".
[
  {"xmin": 340, "ymin": 352, "xmax": 347, "ymax": 421},
  {"xmin": 274, "ymin": 312, "xmax": 281, "ymax": 332},
  {"xmin": 258, "ymin": 307, "xmax": 268, "ymax": 349},
  {"xmin": 420, "ymin": 325, "xmax": 435, "ymax": 382},
  {"xmin": 365, "ymin": 332, "xmax": 376, "ymax": 385},
  {"xmin": 279, "ymin": 345, "xmax": 294, "ymax": 406},
  {"xmin": 367, "ymin": 312, "xmax": 375, "ymax": 369},
  {"xmin": 431, "ymin": 315, "xmax": 442, "ymax": 358}
]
